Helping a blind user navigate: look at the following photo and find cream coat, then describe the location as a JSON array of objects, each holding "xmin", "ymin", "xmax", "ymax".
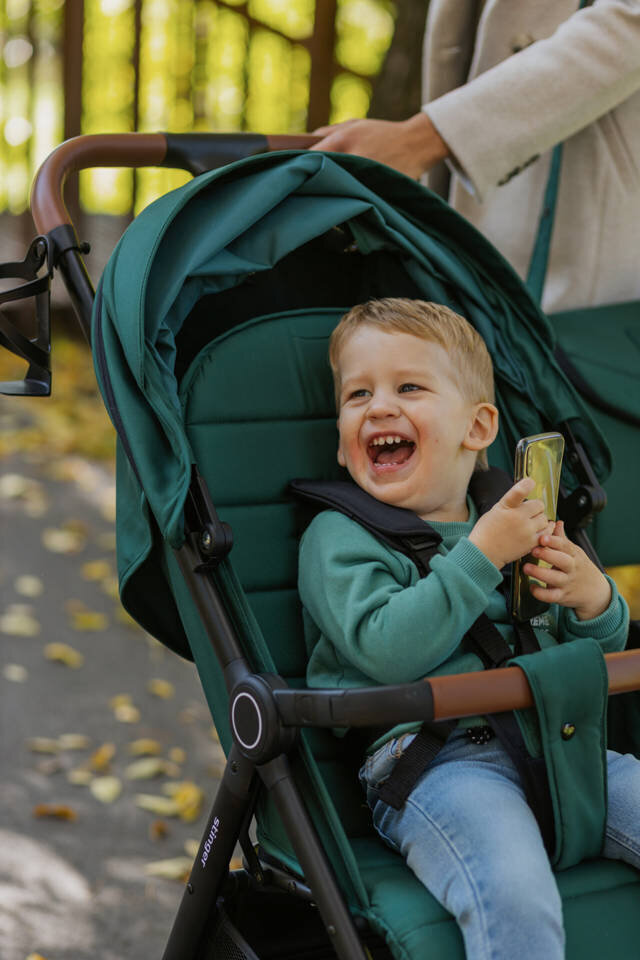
[{"xmin": 422, "ymin": 0, "xmax": 640, "ymax": 310}]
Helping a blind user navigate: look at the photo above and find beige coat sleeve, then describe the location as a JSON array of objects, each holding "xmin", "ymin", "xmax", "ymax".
[{"xmin": 423, "ymin": 0, "xmax": 640, "ymax": 202}]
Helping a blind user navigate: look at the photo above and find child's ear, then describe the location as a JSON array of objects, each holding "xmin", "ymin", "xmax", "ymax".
[{"xmin": 463, "ymin": 402, "xmax": 499, "ymax": 452}]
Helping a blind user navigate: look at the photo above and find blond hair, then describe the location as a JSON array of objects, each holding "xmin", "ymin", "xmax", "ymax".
[{"xmin": 329, "ymin": 298, "xmax": 495, "ymax": 468}]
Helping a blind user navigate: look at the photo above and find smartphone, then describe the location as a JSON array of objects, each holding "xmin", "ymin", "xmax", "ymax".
[{"xmin": 511, "ymin": 432, "xmax": 565, "ymax": 622}]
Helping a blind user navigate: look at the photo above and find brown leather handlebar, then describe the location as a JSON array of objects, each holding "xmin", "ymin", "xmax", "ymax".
[
  {"xmin": 429, "ymin": 648, "xmax": 640, "ymax": 722},
  {"xmin": 30, "ymin": 133, "xmax": 168, "ymax": 234},
  {"xmin": 30, "ymin": 132, "xmax": 321, "ymax": 235}
]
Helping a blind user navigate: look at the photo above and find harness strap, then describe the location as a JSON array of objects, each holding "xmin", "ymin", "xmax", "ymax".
[{"xmin": 378, "ymin": 722, "xmax": 456, "ymax": 809}]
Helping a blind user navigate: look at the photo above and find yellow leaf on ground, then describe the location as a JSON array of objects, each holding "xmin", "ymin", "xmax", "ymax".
[
  {"xmin": 14, "ymin": 574, "xmax": 44, "ymax": 597},
  {"xmin": 70, "ymin": 609, "xmax": 109, "ymax": 632},
  {"xmin": 135, "ymin": 794, "xmax": 181, "ymax": 816},
  {"xmin": 89, "ymin": 742, "xmax": 116, "ymax": 771},
  {"xmin": 114, "ymin": 703, "xmax": 141, "ymax": 723},
  {"xmin": 3, "ymin": 663, "xmax": 28, "ymax": 682},
  {"xmin": 162, "ymin": 781, "xmax": 204, "ymax": 822},
  {"xmin": 67, "ymin": 768, "xmax": 93, "ymax": 786},
  {"xmin": 0, "ymin": 605, "xmax": 40, "ymax": 637},
  {"xmin": 184, "ymin": 839, "xmax": 199, "ymax": 858},
  {"xmin": 26, "ymin": 952, "xmax": 49, "ymax": 959},
  {"xmin": 43, "ymin": 643, "xmax": 84, "ymax": 668},
  {"xmin": 229, "ymin": 856, "xmax": 244, "ymax": 871},
  {"xmin": 124, "ymin": 757, "xmax": 180, "ymax": 780},
  {"xmin": 81, "ymin": 560, "xmax": 112, "ymax": 581},
  {"xmin": 42, "ymin": 527, "xmax": 85, "ymax": 554},
  {"xmin": 144, "ymin": 856, "xmax": 192, "ymax": 880},
  {"xmin": 90, "ymin": 776, "xmax": 122, "ymax": 803},
  {"xmin": 168, "ymin": 747, "xmax": 186, "ymax": 765},
  {"xmin": 109, "ymin": 693, "xmax": 132, "ymax": 708},
  {"xmin": 147, "ymin": 678, "xmax": 175, "ymax": 699},
  {"xmin": 33, "ymin": 804, "xmax": 77, "ymax": 821},
  {"xmin": 128, "ymin": 738, "xmax": 162, "ymax": 756},
  {"xmin": 27, "ymin": 737, "xmax": 60, "ymax": 754},
  {"xmin": 58, "ymin": 734, "xmax": 91, "ymax": 750}
]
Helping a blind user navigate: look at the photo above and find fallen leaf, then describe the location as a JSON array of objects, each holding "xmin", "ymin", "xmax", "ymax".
[
  {"xmin": 168, "ymin": 747, "xmax": 186, "ymax": 765},
  {"xmin": 27, "ymin": 737, "xmax": 60, "ymax": 754},
  {"xmin": 109, "ymin": 693, "xmax": 132, "ymax": 708},
  {"xmin": 58, "ymin": 733, "xmax": 91, "ymax": 751},
  {"xmin": 90, "ymin": 776, "xmax": 122, "ymax": 803},
  {"xmin": 150, "ymin": 819, "xmax": 169, "ymax": 841},
  {"xmin": 147, "ymin": 678, "xmax": 175, "ymax": 700},
  {"xmin": 43, "ymin": 643, "xmax": 84, "ymax": 668},
  {"xmin": 36, "ymin": 757, "xmax": 63, "ymax": 776},
  {"xmin": 144, "ymin": 856, "xmax": 192, "ymax": 880},
  {"xmin": 42, "ymin": 527, "xmax": 85, "ymax": 554},
  {"xmin": 67, "ymin": 768, "xmax": 93, "ymax": 786},
  {"xmin": 33, "ymin": 804, "xmax": 77, "ymax": 821},
  {"xmin": 184, "ymin": 839, "xmax": 199, "ymax": 858},
  {"xmin": 127, "ymin": 738, "xmax": 162, "ymax": 756},
  {"xmin": 70, "ymin": 610, "xmax": 109, "ymax": 632},
  {"xmin": 124, "ymin": 757, "xmax": 180, "ymax": 780},
  {"xmin": 114, "ymin": 703, "xmax": 140, "ymax": 723},
  {"xmin": 26, "ymin": 952, "xmax": 49, "ymax": 959},
  {"xmin": 81, "ymin": 560, "xmax": 112, "ymax": 581},
  {"xmin": 89, "ymin": 742, "xmax": 116, "ymax": 771},
  {"xmin": 3, "ymin": 663, "xmax": 28, "ymax": 683},
  {"xmin": 14, "ymin": 574, "xmax": 44, "ymax": 597},
  {"xmin": 135, "ymin": 794, "xmax": 181, "ymax": 816},
  {"xmin": 0, "ymin": 605, "xmax": 40, "ymax": 637},
  {"xmin": 101, "ymin": 576, "xmax": 120, "ymax": 599},
  {"xmin": 163, "ymin": 781, "xmax": 204, "ymax": 822},
  {"xmin": 0, "ymin": 473, "xmax": 47, "ymax": 515},
  {"xmin": 229, "ymin": 856, "xmax": 243, "ymax": 871}
]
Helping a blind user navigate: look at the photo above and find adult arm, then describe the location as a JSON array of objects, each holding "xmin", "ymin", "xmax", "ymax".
[
  {"xmin": 425, "ymin": 0, "xmax": 640, "ymax": 199},
  {"xmin": 312, "ymin": 1, "xmax": 640, "ymax": 198},
  {"xmin": 298, "ymin": 511, "xmax": 502, "ymax": 685}
]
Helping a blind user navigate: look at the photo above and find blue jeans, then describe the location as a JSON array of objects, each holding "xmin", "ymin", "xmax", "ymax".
[{"xmin": 360, "ymin": 728, "xmax": 640, "ymax": 960}]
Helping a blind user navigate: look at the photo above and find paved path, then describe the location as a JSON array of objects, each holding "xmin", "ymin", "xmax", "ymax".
[{"xmin": 0, "ymin": 447, "xmax": 225, "ymax": 960}]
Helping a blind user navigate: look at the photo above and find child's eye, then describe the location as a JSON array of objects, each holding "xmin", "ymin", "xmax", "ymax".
[
  {"xmin": 348, "ymin": 388, "xmax": 370, "ymax": 399},
  {"xmin": 399, "ymin": 383, "xmax": 422, "ymax": 393}
]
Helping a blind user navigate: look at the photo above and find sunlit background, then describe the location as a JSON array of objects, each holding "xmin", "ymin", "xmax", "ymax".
[{"xmin": 1, "ymin": 0, "xmax": 395, "ymax": 219}]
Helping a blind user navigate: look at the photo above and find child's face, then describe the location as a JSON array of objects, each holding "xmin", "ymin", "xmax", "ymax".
[{"xmin": 335, "ymin": 326, "xmax": 488, "ymax": 520}]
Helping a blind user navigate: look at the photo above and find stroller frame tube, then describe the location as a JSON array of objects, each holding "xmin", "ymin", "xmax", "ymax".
[{"xmin": 25, "ymin": 133, "xmax": 640, "ymax": 960}]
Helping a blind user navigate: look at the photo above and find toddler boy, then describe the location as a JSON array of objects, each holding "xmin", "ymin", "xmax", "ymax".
[{"xmin": 298, "ymin": 298, "xmax": 637, "ymax": 960}]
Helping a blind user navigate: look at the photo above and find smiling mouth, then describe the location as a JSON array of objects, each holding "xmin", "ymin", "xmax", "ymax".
[{"xmin": 368, "ymin": 435, "xmax": 416, "ymax": 469}]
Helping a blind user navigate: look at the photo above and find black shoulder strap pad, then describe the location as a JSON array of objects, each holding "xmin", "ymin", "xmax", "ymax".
[{"xmin": 289, "ymin": 478, "xmax": 442, "ymax": 574}]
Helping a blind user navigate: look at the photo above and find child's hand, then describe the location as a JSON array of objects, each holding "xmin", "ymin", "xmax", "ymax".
[
  {"xmin": 523, "ymin": 520, "xmax": 611, "ymax": 621},
  {"xmin": 468, "ymin": 478, "xmax": 555, "ymax": 570}
]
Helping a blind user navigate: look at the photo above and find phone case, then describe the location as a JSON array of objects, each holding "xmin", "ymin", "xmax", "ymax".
[{"xmin": 511, "ymin": 432, "xmax": 565, "ymax": 622}]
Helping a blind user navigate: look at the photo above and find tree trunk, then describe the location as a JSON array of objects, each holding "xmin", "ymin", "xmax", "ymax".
[{"xmin": 369, "ymin": 0, "xmax": 429, "ymax": 121}]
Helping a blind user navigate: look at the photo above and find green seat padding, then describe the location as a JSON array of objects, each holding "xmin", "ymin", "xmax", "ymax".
[
  {"xmin": 354, "ymin": 836, "xmax": 640, "ymax": 960},
  {"xmin": 552, "ymin": 301, "xmax": 640, "ymax": 566}
]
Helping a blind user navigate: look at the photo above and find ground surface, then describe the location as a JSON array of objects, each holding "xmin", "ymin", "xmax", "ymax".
[{"xmin": 0, "ymin": 434, "xmax": 225, "ymax": 960}]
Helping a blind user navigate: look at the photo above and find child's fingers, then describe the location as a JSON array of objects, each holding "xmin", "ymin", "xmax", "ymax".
[
  {"xmin": 529, "ymin": 582, "xmax": 563, "ymax": 603},
  {"xmin": 530, "ymin": 545, "xmax": 572, "ymax": 570},
  {"xmin": 523, "ymin": 563, "xmax": 567, "ymax": 586},
  {"xmin": 502, "ymin": 477, "xmax": 536, "ymax": 507},
  {"xmin": 538, "ymin": 531, "xmax": 574, "ymax": 552}
]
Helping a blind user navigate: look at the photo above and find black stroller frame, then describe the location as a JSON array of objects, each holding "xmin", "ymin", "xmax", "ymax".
[{"xmin": 5, "ymin": 132, "xmax": 640, "ymax": 960}]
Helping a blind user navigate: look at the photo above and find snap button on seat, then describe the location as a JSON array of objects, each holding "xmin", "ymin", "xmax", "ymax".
[{"xmin": 561, "ymin": 722, "xmax": 576, "ymax": 740}]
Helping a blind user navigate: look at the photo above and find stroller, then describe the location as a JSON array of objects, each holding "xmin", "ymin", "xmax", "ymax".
[{"xmin": 3, "ymin": 132, "xmax": 640, "ymax": 959}]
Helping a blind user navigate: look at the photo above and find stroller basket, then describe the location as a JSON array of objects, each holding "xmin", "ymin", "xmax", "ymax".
[{"xmin": 6, "ymin": 132, "xmax": 640, "ymax": 960}]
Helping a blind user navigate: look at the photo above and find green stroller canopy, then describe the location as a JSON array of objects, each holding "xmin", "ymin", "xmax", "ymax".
[{"xmin": 92, "ymin": 150, "xmax": 610, "ymax": 650}]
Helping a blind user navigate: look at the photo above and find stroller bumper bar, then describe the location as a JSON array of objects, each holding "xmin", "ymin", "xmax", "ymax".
[{"xmin": 226, "ymin": 650, "xmax": 640, "ymax": 764}]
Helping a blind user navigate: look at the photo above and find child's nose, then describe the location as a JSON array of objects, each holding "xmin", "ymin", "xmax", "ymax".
[{"xmin": 367, "ymin": 390, "xmax": 400, "ymax": 418}]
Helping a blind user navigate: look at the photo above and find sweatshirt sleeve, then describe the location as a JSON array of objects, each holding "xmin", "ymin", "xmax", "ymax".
[
  {"xmin": 559, "ymin": 575, "xmax": 629, "ymax": 653},
  {"xmin": 423, "ymin": 0, "xmax": 640, "ymax": 201},
  {"xmin": 298, "ymin": 511, "xmax": 503, "ymax": 685}
]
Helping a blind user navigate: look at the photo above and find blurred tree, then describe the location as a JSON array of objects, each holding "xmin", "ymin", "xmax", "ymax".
[{"xmin": 369, "ymin": 0, "xmax": 428, "ymax": 120}]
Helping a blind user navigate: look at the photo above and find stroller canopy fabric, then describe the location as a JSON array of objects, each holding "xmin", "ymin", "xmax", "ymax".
[{"xmin": 92, "ymin": 150, "xmax": 609, "ymax": 647}]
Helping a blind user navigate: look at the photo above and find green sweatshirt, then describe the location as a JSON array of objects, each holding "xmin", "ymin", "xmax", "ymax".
[{"xmin": 298, "ymin": 500, "xmax": 628, "ymax": 745}]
